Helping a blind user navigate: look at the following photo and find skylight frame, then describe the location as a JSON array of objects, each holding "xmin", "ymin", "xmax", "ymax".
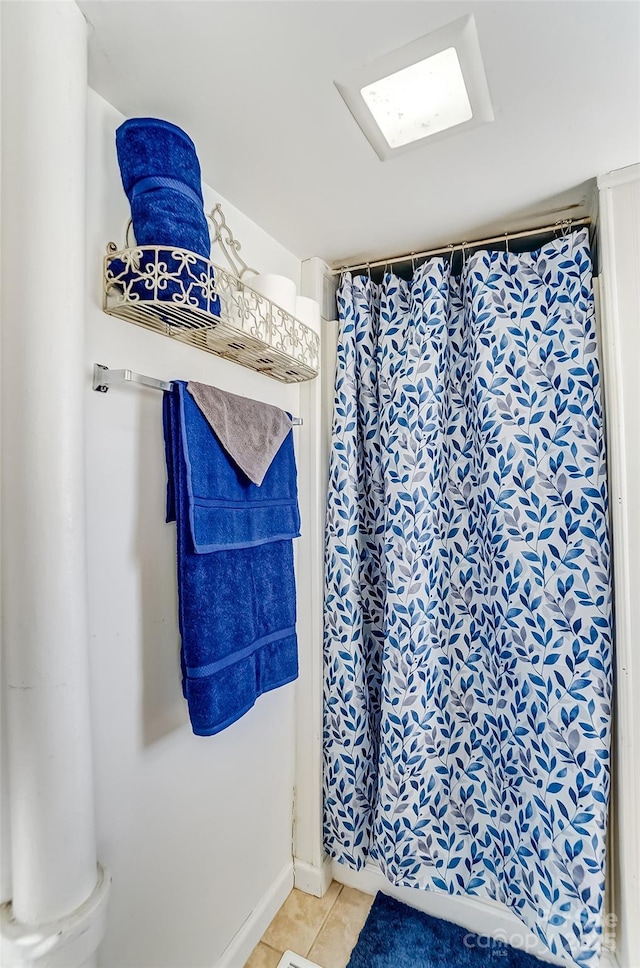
[{"xmin": 335, "ymin": 14, "xmax": 494, "ymax": 161}]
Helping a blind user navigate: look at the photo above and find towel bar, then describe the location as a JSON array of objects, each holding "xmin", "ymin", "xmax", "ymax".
[{"xmin": 92, "ymin": 364, "xmax": 304, "ymax": 426}]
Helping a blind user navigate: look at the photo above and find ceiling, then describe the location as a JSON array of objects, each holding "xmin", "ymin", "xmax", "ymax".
[{"xmin": 80, "ymin": 1, "xmax": 640, "ymax": 266}]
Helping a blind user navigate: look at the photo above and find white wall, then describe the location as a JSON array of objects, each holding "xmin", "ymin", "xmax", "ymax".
[{"xmin": 85, "ymin": 89, "xmax": 302, "ymax": 967}]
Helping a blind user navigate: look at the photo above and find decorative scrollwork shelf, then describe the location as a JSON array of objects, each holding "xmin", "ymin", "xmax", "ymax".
[{"xmin": 103, "ymin": 204, "xmax": 319, "ymax": 384}]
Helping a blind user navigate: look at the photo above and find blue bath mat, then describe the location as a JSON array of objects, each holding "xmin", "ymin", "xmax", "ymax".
[{"xmin": 347, "ymin": 893, "xmax": 549, "ymax": 968}]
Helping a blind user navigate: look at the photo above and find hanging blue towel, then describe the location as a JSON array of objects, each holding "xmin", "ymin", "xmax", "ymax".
[
  {"xmin": 163, "ymin": 382, "xmax": 299, "ymax": 736},
  {"xmin": 114, "ymin": 118, "xmax": 220, "ymax": 317}
]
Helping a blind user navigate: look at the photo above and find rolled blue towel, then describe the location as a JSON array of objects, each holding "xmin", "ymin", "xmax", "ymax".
[
  {"xmin": 113, "ymin": 118, "xmax": 220, "ymax": 317},
  {"xmin": 163, "ymin": 383, "xmax": 299, "ymax": 736},
  {"xmin": 116, "ymin": 117, "xmax": 210, "ymax": 257}
]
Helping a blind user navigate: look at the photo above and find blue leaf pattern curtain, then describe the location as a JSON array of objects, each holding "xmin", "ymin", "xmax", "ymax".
[{"xmin": 323, "ymin": 229, "xmax": 612, "ymax": 967}]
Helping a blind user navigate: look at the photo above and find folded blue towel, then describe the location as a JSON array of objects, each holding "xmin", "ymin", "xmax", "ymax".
[
  {"xmin": 114, "ymin": 118, "xmax": 220, "ymax": 317},
  {"xmin": 163, "ymin": 382, "xmax": 299, "ymax": 735}
]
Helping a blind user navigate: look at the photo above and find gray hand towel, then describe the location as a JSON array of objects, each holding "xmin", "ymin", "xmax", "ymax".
[{"xmin": 187, "ymin": 382, "xmax": 293, "ymax": 486}]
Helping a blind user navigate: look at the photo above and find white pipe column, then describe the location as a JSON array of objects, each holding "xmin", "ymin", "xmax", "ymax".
[{"xmin": 1, "ymin": 3, "xmax": 108, "ymax": 964}]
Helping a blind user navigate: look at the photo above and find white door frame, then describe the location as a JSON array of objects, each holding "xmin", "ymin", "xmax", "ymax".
[{"xmin": 597, "ymin": 163, "xmax": 640, "ymax": 968}]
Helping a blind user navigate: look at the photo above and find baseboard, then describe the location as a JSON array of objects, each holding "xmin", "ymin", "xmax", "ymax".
[
  {"xmin": 216, "ymin": 862, "xmax": 293, "ymax": 968},
  {"xmin": 332, "ymin": 859, "xmax": 569, "ymax": 967},
  {"xmin": 293, "ymin": 855, "xmax": 332, "ymax": 898}
]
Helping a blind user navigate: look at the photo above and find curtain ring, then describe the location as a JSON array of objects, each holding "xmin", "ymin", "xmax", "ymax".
[
  {"xmin": 461, "ymin": 243, "xmax": 468, "ymax": 270},
  {"xmin": 411, "ymin": 252, "xmax": 416, "ymax": 274},
  {"xmin": 505, "ymin": 232, "xmax": 510, "ymax": 255},
  {"xmin": 366, "ymin": 263, "xmax": 372, "ymax": 281},
  {"xmin": 557, "ymin": 219, "xmax": 571, "ymax": 245}
]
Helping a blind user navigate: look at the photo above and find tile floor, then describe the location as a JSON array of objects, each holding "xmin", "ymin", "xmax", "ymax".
[{"xmin": 244, "ymin": 882, "xmax": 374, "ymax": 968}]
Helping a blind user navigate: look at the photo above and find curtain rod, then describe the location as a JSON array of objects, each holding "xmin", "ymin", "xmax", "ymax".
[{"xmin": 331, "ymin": 216, "xmax": 591, "ymax": 276}]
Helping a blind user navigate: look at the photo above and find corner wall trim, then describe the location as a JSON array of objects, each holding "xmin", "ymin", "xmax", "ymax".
[
  {"xmin": 216, "ymin": 863, "xmax": 293, "ymax": 968},
  {"xmin": 597, "ymin": 163, "xmax": 640, "ymax": 191},
  {"xmin": 293, "ymin": 856, "xmax": 332, "ymax": 898},
  {"xmin": 293, "ymin": 257, "xmax": 333, "ymax": 882}
]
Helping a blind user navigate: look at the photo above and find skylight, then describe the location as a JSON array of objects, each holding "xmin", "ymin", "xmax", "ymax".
[
  {"xmin": 335, "ymin": 14, "xmax": 494, "ymax": 161},
  {"xmin": 360, "ymin": 47, "xmax": 473, "ymax": 149}
]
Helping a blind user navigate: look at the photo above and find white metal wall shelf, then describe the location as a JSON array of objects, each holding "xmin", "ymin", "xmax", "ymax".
[{"xmin": 102, "ymin": 205, "xmax": 320, "ymax": 384}]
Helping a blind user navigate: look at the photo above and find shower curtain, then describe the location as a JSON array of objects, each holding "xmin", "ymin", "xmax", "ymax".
[{"xmin": 323, "ymin": 228, "xmax": 612, "ymax": 967}]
